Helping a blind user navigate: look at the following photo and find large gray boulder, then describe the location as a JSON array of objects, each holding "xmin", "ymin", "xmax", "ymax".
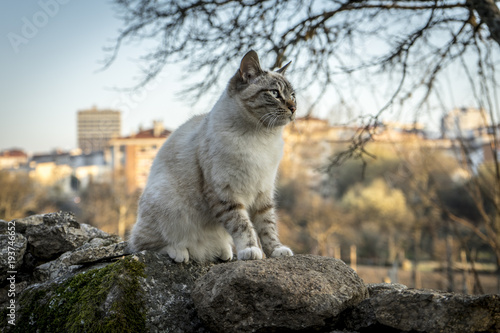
[
  {"xmin": 33, "ymin": 239, "xmax": 128, "ymax": 282},
  {"xmin": 137, "ymin": 251, "xmax": 215, "ymax": 332},
  {"xmin": 7, "ymin": 252, "xmax": 368, "ymax": 333},
  {"xmin": 2, "ymin": 212, "xmax": 500, "ymax": 333},
  {"xmin": 342, "ymin": 283, "xmax": 500, "ymax": 333},
  {"xmin": 7, "ymin": 251, "xmax": 214, "ymax": 333},
  {"xmin": 0, "ymin": 212, "xmax": 125, "ymax": 318},
  {"xmin": 0, "ymin": 233, "xmax": 27, "ymax": 281},
  {"xmin": 23, "ymin": 211, "xmax": 119, "ymax": 260},
  {"xmin": 192, "ymin": 255, "xmax": 369, "ymax": 333}
]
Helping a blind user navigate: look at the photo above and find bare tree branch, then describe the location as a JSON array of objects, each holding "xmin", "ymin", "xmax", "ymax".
[
  {"xmin": 468, "ymin": 0, "xmax": 500, "ymax": 46},
  {"xmin": 104, "ymin": 0, "xmax": 500, "ymax": 183}
]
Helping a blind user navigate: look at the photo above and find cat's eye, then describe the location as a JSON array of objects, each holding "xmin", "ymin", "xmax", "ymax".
[{"xmin": 269, "ymin": 90, "xmax": 280, "ymax": 99}]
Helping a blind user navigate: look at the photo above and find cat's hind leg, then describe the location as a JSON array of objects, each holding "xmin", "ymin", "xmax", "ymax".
[
  {"xmin": 204, "ymin": 226, "xmax": 234, "ymax": 261},
  {"xmin": 218, "ymin": 243, "xmax": 234, "ymax": 261}
]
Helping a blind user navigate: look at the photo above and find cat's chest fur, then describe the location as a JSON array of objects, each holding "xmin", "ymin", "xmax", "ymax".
[{"xmin": 200, "ymin": 102, "xmax": 284, "ymax": 206}]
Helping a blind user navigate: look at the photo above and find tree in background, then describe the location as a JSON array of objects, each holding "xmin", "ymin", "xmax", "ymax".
[
  {"xmin": 78, "ymin": 172, "xmax": 139, "ymax": 238},
  {"xmin": 0, "ymin": 171, "xmax": 62, "ymax": 221},
  {"xmin": 0, "ymin": 167, "xmax": 139, "ymax": 238},
  {"xmin": 104, "ymin": 0, "xmax": 500, "ymax": 291},
  {"xmin": 342, "ymin": 177, "xmax": 414, "ymax": 264},
  {"xmin": 106, "ymin": 0, "xmax": 499, "ymax": 128},
  {"xmin": 277, "ymin": 177, "xmax": 355, "ymax": 256},
  {"xmin": 0, "ymin": 171, "xmax": 36, "ymax": 220}
]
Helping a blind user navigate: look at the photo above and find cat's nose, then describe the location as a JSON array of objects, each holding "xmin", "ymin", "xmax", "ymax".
[{"xmin": 288, "ymin": 104, "xmax": 296, "ymax": 114}]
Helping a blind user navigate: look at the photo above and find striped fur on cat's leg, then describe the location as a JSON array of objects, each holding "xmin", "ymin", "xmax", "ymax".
[
  {"xmin": 211, "ymin": 198, "xmax": 263, "ymax": 260},
  {"xmin": 252, "ymin": 194, "xmax": 293, "ymax": 258}
]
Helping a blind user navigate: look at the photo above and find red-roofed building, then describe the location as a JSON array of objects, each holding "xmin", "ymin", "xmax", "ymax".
[
  {"xmin": 109, "ymin": 121, "xmax": 171, "ymax": 191},
  {"xmin": 0, "ymin": 149, "xmax": 28, "ymax": 170}
]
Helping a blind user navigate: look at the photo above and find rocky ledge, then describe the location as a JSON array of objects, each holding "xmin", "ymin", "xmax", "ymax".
[{"xmin": 1, "ymin": 212, "xmax": 499, "ymax": 333}]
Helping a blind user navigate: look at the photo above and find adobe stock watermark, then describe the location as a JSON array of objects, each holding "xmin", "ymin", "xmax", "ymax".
[
  {"xmin": 111, "ymin": 71, "xmax": 166, "ymax": 117},
  {"xmin": 7, "ymin": 0, "xmax": 71, "ymax": 54},
  {"xmin": 5, "ymin": 220, "xmax": 18, "ymax": 326}
]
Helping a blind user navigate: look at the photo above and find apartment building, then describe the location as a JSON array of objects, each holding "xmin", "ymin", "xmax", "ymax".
[
  {"xmin": 77, "ymin": 107, "xmax": 121, "ymax": 153},
  {"xmin": 109, "ymin": 121, "xmax": 171, "ymax": 192}
]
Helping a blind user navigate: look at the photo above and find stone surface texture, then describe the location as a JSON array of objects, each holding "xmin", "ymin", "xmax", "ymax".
[
  {"xmin": 192, "ymin": 255, "xmax": 368, "ymax": 333},
  {"xmin": 136, "ymin": 251, "xmax": 215, "ymax": 333},
  {"xmin": 342, "ymin": 283, "xmax": 500, "ymax": 333},
  {"xmin": 1, "ymin": 212, "xmax": 499, "ymax": 333},
  {"xmin": 24, "ymin": 211, "xmax": 119, "ymax": 260}
]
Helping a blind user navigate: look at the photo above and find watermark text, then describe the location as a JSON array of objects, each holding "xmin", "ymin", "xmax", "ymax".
[
  {"xmin": 7, "ymin": 0, "xmax": 71, "ymax": 53},
  {"xmin": 6, "ymin": 220, "xmax": 17, "ymax": 326}
]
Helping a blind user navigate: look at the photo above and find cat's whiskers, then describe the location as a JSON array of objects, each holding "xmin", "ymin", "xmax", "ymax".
[
  {"xmin": 257, "ymin": 112, "xmax": 275, "ymax": 132},
  {"xmin": 255, "ymin": 114, "xmax": 268, "ymax": 132},
  {"xmin": 270, "ymin": 113, "xmax": 280, "ymax": 129},
  {"xmin": 272, "ymin": 110, "xmax": 287, "ymax": 129},
  {"xmin": 267, "ymin": 113, "xmax": 278, "ymax": 130}
]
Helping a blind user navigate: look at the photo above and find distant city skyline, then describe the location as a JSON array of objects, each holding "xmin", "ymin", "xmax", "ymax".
[
  {"xmin": 0, "ymin": 1, "xmax": 489, "ymax": 154},
  {"xmin": 0, "ymin": 1, "xmax": 199, "ymax": 154}
]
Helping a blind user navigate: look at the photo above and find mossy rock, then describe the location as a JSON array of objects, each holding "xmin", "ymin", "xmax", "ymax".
[{"xmin": 11, "ymin": 256, "xmax": 146, "ymax": 333}]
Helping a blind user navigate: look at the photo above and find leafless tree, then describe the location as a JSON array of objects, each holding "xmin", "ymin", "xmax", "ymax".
[
  {"xmin": 106, "ymin": 1, "xmax": 499, "ymax": 123},
  {"xmin": 79, "ymin": 172, "xmax": 140, "ymax": 238},
  {"xmin": 0, "ymin": 171, "xmax": 34, "ymax": 220},
  {"xmin": 105, "ymin": 0, "xmax": 500, "ymax": 289}
]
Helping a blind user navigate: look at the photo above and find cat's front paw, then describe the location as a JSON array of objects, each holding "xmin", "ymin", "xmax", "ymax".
[
  {"xmin": 166, "ymin": 246, "xmax": 190, "ymax": 263},
  {"xmin": 271, "ymin": 246, "xmax": 293, "ymax": 258},
  {"xmin": 237, "ymin": 246, "xmax": 263, "ymax": 260}
]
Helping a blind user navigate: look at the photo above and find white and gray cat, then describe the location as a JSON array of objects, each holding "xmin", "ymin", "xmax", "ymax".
[{"xmin": 129, "ymin": 50, "xmax": 296, "ymax": 263}]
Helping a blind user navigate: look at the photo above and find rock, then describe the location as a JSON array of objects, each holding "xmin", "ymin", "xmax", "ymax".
[
  {"xmin": 342, "ymin": 283, "xmax": 500, "ymax": 333},
  {"xmin": 11, "ymin": 255, "xmax": 148, "ymax": 333},
  {"xmin": 0, "ymin": 214, "xmax": 45, "ymax": 235},
  {"xmin": 34, "ymin": 240, "xmax": 129, "ymax": 282},
  {"xmin": 0, "ymin": 233, "xmax": 27, "ymax": 280},
  {"xmin": 0, "ymin": 219, "xmax": 8, "ymax": 233},
  {"xmin": 192, "ymin": 254, "xmax": 368, "ymax": 333},
  {"xmin": 1, "ymin": 212, "xmax": 122, "ymax": 276},
  {"xmin": 66, "ymin": 239, "xmax": 128, "ymax": 264},
  {"xmin": 24, "ymin": 211, "xmax": 120, "ymax": 260},
  {"xmin": 11, "ymin": 214, "xmax": 44, "ymax": 233},
  {"xmin": 0, "ymin": 211, "xmax": 126, "ymax": 329},
  {"xmin": 80, "ymin": 221, "xmax": 120, "ymax": 241},
  {"xmin": 2, "ymin": 212, "xmax": 500, "ymax": 333},
  {"xmin": 137, "ymin": 251, "xmax": 214, "ymax": 332},
  {"xmin": 8, "ymin": 251, "xmax": 214, "ymax": 333}
]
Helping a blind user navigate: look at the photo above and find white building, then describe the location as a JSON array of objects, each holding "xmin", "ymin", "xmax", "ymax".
[{"xmin": 441, "ymin": 107, "xmax": 491, "ymax": 141}]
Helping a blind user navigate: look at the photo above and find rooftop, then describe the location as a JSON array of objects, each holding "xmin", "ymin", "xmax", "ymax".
[
  {"xmin": 0, "ymin": 149, "xmax": 28, "ymax": 158},
  {"xmin": 125, "ymin": 128, "xmax": 171, "ymax": 139}
]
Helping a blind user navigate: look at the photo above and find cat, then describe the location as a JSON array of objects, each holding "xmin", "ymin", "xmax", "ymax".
[{"xmin": 129, "ymin": 50, "xmax": 296, "ymax": 263}]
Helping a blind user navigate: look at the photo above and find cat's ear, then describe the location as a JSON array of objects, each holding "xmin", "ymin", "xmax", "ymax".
[
  {"xmin": 276, "ymin": 61, "xmax": 292, "ymax": 75},
  {"xmin": 239, "ymin": 50, "xmax": 263, "ymax": 83}
]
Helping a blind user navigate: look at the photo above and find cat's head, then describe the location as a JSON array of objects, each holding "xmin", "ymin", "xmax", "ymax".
[{"xmin": 229, "ymin": 50, "xmax": 296, "ymax": 128}]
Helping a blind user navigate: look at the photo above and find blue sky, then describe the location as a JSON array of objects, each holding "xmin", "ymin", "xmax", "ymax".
[
  {"xmin": 0, "ymin": 0, "xmax": 196, "ymax": 153},
  {"xmin": 0, "ymin": 1, "xmax": 494, "ymax": 153}
]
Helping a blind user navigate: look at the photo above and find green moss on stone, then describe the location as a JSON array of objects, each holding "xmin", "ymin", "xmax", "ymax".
[{"xmin": 13, "ymin": 256, "xmax": 146, "ymax": 333}]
